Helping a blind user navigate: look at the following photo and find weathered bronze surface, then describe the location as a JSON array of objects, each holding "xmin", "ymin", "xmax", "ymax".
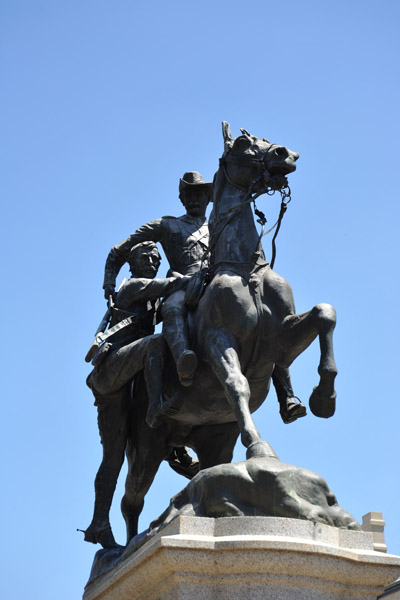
[{"xmin": 83, "ymin": 123, "xmax": 351, "ymax": 566}]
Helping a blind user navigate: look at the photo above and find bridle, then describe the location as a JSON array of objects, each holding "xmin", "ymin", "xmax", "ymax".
[
  {"xmin": 207, "ymin": 143, "xmax": 292, "ymax": 269},
  {"xmin": 219, "ymin": 144, "xmax": 279, "ymax": 194}
]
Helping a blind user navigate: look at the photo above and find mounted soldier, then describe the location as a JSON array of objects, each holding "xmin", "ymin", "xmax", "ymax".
[{"xmin": 103, "ymin": 171, "xmax": 212, "ymax": 390}]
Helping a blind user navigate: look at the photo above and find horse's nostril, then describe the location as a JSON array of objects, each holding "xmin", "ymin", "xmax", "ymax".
[{"xmin": 274, "ymin": 147, "xmax": 286, "ymax": 157}]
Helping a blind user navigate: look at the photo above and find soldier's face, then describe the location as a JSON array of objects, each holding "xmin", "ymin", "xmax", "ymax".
[
  {"xmin": 181, "ymin": 188, "xmax": 209, "ymax": 217},
  {"xmin": 131, "ymin": 249, "xmax": 161, "ymax": 279}
]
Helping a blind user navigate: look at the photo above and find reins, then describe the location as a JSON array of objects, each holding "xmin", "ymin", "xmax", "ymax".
[{"xmin": 265, "ymin": 185, "xmax": 291, "ymax": 269}]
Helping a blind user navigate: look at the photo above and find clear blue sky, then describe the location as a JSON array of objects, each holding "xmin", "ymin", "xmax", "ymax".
[{"xmin": 1, "ymin": 1, "xmax": 399, "ymax": 598}]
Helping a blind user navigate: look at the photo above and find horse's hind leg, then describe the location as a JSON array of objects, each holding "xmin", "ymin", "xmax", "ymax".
[
  {"xmin": 206, "ymin": 329, "xmax": 277, "ymax": 458},
  {"xmin": 121, "ymin": 377, "xmax": 170, "ymax": 543},
  {"xmin": 278, "ymin": 303, "xmax": 337, "ymax": 418},
  {"xmin": 122, "ymin": 432, "xmax": 169, "ymax": 543},
  {"xmin": 189, "ymin": 422, "xmax": 240, "ymax": 469}
]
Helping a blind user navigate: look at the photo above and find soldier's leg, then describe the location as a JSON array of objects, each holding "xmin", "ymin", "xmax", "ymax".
[
  {"xmin": 84, "ymin": 381, "xmax": 130, "ymax": 548},
  {"xmin": 93, "ymin": 334, "xmax": 168, "ymax": 432},
  {"xmin": 161, "ymin": 289, "xmax": 197, "ymax": 386},
  {"xmin": 272, "ymin": 365, "xmax": 306, "ymax": 424},
  {"xmin": 84, "ymin": 337, "xmax": 163, "ymax": 547}
]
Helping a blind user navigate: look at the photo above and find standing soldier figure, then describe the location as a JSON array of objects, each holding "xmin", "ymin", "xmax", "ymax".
[{"xmin": 85, "ymin": 241, "xmax": 191, "ymax": 548}]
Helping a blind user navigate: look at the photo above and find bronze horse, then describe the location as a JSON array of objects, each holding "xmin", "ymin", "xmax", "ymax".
[{"xmin": 121, "ymin": 123, "xmax": 337, "ymax": 544}]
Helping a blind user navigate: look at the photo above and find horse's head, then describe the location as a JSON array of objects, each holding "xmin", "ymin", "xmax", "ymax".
[{"xmin": 220, "ymin": 122, "xmax": 299, "ymax": 193}]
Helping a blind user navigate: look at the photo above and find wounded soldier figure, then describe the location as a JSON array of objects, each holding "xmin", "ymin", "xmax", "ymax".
[{"xmin": 84, "ymin": 241, "xmax": 190, "ymax": 548}]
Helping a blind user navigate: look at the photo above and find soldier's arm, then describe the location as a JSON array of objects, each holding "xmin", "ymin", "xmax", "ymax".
[
  {"xmin": 117, "ymin": 275, "xmax": 189, "ymax": 307},
  {"xmin": 103, "ymin": 219, "xmax": 165, "ymax": 294}
]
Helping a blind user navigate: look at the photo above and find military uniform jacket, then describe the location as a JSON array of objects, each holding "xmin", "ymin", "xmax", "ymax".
[
  {"xmin": 104, "ymin": 215, "xmax": 209, "ymax": 289},
  {"xmin": 109, "ymin": 275, "xmax": 182, "ymax": 348}
]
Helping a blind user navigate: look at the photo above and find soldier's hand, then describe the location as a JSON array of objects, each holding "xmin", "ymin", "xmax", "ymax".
[{"xmin": 104, "ymin": 285, "xmax": 115, "ymax": 301}]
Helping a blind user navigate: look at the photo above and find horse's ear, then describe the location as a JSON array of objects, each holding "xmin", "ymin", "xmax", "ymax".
[
  {"xmin": 222, "ymin": 121, "xmax": 233, "ymax": 151},
  {"xmin": 240, "ymin": 128, "xmax": 251, "ymax": 137}
]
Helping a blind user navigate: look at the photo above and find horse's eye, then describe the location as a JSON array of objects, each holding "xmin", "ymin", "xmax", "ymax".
[{"xmin": 274, "ymin": 147, "xmax": 287, "ymax": 157}]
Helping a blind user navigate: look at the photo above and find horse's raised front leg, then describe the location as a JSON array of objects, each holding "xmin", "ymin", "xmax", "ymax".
[
  {"xmin": 205, "ymin": 328, "xmax": 278, "ymax": 459},
  {"xmin": 277, "ymin": 303, "xmax": 337, "ymax": 418}
]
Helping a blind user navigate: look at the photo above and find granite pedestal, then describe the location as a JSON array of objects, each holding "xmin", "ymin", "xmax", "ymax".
[{"xmin": 83, "ymin": 516, "xmax": 400, "ymax": 600}]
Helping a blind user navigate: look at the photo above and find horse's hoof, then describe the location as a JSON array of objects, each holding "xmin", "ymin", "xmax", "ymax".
[
  {"xmin": 246, "ymin": 441, "xmax": 279, "ymax": 460},
  {"xmin": 280, "ymin": 397, "xmax": 307, "ymax": 424},
  {"xmin": 309, "ymin": 387, "xmax": 336, "ymax": 418},
  {"xmin": 167, "ymin": 447, "xmax": 200, "ymax": 480}
]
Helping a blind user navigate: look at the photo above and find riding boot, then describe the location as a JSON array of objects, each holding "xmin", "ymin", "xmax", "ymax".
[
  {"xmin": 272, "ymin": 365, "xmax": 306, "ymax": 424},
  {"xmin": 83, "ymin": 468, "xmax": 120, "ymax": 548},
  {"xmin": 161, "ymin": 301, "xmax": 197, "ymax": 387}
]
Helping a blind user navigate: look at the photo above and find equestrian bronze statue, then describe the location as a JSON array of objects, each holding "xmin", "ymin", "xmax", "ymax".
[
  {"xmin": 116, "ymin": 122, "xmax": 337, "ymax": 545},
  {"xmin": 84, "ymin": 122, "xmax": 338, "ymax": 549}
]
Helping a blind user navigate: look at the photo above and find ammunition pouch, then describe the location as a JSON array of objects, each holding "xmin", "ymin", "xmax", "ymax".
[{"xmin": 91, "ymin": 342, "xmax": 112, "ymax": 367}]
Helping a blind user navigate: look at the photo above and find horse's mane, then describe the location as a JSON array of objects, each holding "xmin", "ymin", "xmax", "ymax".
[{"xmin": 211, "ymin": 166, "xmax": 225, "ymax": 210}]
